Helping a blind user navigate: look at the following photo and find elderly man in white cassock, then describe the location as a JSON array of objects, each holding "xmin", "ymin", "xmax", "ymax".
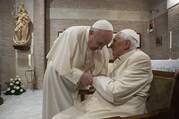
[
  {"xmin": 42, "ymin": 20, "xmax": 113, "ymax": 119},
  {"xmin": 52, "ymin": 29, "xmax": 153, "ymax": 119}
]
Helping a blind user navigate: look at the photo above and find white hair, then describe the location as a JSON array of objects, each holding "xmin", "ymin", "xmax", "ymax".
[{"xmin": 117, "ymin": 32, "xmax": 138, "ymax": 50}]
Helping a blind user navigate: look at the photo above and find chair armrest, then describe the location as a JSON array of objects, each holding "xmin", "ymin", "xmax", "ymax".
[
  {"xmin": 121, "ymin": 112, "xmax": 160, "ymax": 119},
  {"xmin": 104, "ymin": 109, "xmax": 169, "ymax": 119},
  {"xmin": 104, "ymin": 116, "xmax": 122, "ymax": 119}
]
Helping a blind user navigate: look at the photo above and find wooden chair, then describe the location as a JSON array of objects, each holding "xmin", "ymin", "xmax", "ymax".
[
  {"xmin": 171, "ymin": 69, "xmax": 179, "ymax": 119},
  {"xmin": 103, "ymin": 109, "xmax": 168, "ymax": 119}
]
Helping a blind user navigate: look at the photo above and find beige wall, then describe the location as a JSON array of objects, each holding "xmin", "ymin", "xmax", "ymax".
[
  {"xmin": 0, "ymin": 0, "xmax": 16, "ymax": 90},
  {"xmin": 149, "ymin": 0, "xmax": 169, "ymax": 59},
  {"xmin": 149, "ymin": 0, "xmax": 179, "ymax": 59},
  {"xmin": 168, "ymin": 4, "xmax": 179, "ymax": 59},
  {"xmin": 46, "ymin": 0, "xmax": 151, "ymax": 56}
]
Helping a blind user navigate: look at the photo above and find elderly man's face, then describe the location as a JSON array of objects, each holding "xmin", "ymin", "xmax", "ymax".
[
  {"xmin": 88, "ymin": 30, "xmax": 113, "ymax": 50},
  {"xmin": 111, "ymin": 34, "xmax": 130, "ymax": 60}
]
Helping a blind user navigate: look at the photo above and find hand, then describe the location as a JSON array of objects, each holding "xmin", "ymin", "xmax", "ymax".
[{"xmin": 79, "ymin": 72, "xmax": 93, "ymax": 86}]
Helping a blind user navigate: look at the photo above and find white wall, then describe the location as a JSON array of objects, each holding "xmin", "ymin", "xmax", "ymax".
[{"xmin": 167, "ymin": 0, "xmax": 179, "ymax": 9}]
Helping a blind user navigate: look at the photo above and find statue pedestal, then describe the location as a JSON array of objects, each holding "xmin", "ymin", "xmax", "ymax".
[{"xmin": 13, "ymin": 44, "xmax": 30, "ymax": 51}]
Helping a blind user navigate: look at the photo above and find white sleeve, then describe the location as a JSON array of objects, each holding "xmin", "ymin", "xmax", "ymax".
[
  {"xmin": 63, "ymin": 68, "xmax": 84, "ymax": 85},
  {"xmin": 93, "ymin": 76, "xmax": 113, "ymax": 103}
]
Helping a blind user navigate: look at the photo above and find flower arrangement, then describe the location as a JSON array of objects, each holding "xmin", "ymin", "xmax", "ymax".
[{"xmin": 4, "ymin": 75, "xmax": 26, "ymax": 95}]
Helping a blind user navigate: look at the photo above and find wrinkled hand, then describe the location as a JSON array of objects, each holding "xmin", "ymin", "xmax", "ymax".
[{"xmin": 79, "ymin": 72, "xmax": 93, "ymax": 86}]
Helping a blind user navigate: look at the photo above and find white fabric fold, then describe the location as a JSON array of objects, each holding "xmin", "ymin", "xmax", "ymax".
[{"xmin": 93, "ymin": 76, "xmax": 113, "ymax": 103}]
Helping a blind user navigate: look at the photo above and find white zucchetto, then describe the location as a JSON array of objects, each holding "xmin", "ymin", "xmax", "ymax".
[
  {"xmin": 120, "ymin": 29, "xmax": 139, "ymax": 42},
  {"xmin": 92, "ymin": 20, "xmax": 113, "ymax": 31}
]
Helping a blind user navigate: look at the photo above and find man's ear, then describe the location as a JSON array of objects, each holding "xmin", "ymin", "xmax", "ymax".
[{"xmin": 124, "ymin": 40, "xmax": 131, "ymax": 50}]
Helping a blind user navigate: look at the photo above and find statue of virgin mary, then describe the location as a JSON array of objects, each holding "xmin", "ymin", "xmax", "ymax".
[{"xmin": 13, "ymin": 4, "xmax": 32, "ymax": 50}]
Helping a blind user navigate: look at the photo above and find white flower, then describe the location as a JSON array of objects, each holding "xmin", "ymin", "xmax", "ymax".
[
  {"xmin": 16, "ymin": 86, "xmax": 20, "ymax": 89},
  {"xmin": 11, "ymin": 90, "xmax": 15, "ymax": 93},
  {"xmin": 15, "ymin": 81, "xmax": 20, "ymax": 84},
  {"xmin": 10, "ymin": 78, "xmax": 14, "ymax": 81},
  {"xmin": 7, "ymin": 88, "xmax": 10, "ymax": 91},
  {"xmin": 20, "ymin": 89, "xmax": 23, "ymax": 92},
  {"xmin": 18, "ymin": 78, "xmax": 21, "ymax": 81},
  {"xmin": 15, "ymin": 75, "xmax": 20, "ymax": 80},
  {"xmin": 10, "ymin": 83, "xmax": 13, "ymax": 86},
  {"xmin": 14, "ymin": 86, "xmax": 16, "ymax": 89}
]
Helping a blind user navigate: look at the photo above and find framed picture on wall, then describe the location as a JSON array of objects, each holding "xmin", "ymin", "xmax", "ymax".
[{"xmin": 136, "ymin": 33, "xmax": 141, "ymax": 48}]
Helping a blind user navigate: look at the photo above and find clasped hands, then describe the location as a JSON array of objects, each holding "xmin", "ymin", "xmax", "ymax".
[
  {"xmin": 79, "ymin": 71, "xmax": 93, "ymax": 87},
  {"xmin": 79, "ymin": 71, "xmax": 106, "ymax": 87}
]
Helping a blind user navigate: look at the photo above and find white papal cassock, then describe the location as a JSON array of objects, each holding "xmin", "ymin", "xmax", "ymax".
[
  {"xmin": 42, "ymin": 26, "xmax": 110, "ymax": 119},
  {"xmin": 52, "ymin": 49, "xmax": 153, "ymax": 119}
]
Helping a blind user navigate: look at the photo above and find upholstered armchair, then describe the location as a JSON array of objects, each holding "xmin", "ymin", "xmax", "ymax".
[
  {"xmin": 79, "ymin": 70, "xmax": 179, "ymax": 119},
  {"xmin": 171, "ymin": 69, "xmax": 179, "ymax": 119},
  {"xmin": 104, "ymin": 70, "xmax": 178, "ymax": 119}
]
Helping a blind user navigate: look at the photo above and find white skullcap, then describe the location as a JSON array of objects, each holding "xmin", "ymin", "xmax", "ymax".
[
  {"xmin": 120, "ymin": 29, "xmax": 139, "ymax": 42},
  {"xmin": 92, "ymin": 20, "xmax": 113, "ymax": 31}
]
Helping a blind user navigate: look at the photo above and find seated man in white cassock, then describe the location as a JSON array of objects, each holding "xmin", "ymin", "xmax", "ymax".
[
  {"xmin": 52, "ymin": 29, "xmax": 153, "ymax": 119},
  {"xmin": 42, "ymin": 20, "xmax": 113, "ymax": 119}
]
